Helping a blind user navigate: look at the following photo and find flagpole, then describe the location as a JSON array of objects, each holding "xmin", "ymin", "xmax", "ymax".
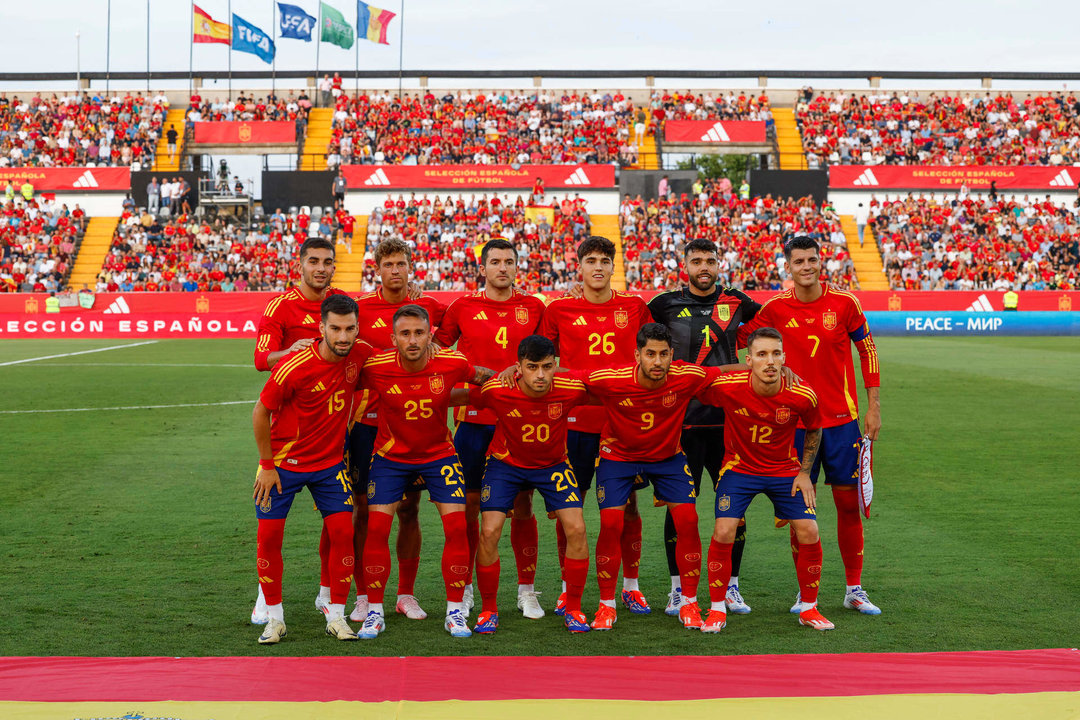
[
  {"xmin": 228, "ymin": 0, "xmax": 233, "ymax": 101},
  {"xmin": 354, "ymin": 17, "xmax": 359, "ymax": 96},
  {"xmin": 397, "ymin": 0, "xmax": 404, "ymax": 100},
  {"xmin": 188, "ymin": 1, "xmax": 194, "ymax": 100},
  {"xmin": 316, "ymin": 2, "xmax": 321, "ymax": 98},
  {"xmin": 270, "ymin": 0, "xmax": 277, "ymax": 96},
  {"xmin": 106, "ymin": 0, "xmax": 112, "ymax": 94},
  {"xmin": 146, "ymin": 0, "xmax": 151, "ymax": 93}
]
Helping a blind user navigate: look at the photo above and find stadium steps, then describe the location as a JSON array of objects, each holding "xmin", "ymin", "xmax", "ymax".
[
  {"xmin": 333, "ymin": 215, "xmax": 367, "ymax": 292},
  {"xmin": 840, "ymin": 215, "xmax": 890, "ymax": 290},
  {"xmin": 638, "ymin": 110, "xmax": 660, "ymax": 170},
  {"xmin": 299, "ymin": 108, "xmax": 334, "ymax": 171},
  {"xmin": 67, "ymin": 216, "xmax": 119, "ymax": 289},
  {"xmin": 773, "ymin": 108, "xmax": 807, "ymax": 171},
  {"xmin": 591, "ymin": 214, "xmax": 627, "ymax": 291},
  {"xmin": 152, "ymin": 109, "xmax": 187, "ymax": 172}
]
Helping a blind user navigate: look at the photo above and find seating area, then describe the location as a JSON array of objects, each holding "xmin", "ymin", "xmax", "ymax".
[
  {"xmin": 870, "ymin": 194, "xmax": 1080, "ymax": 290},
  {"xmin": 185, "ymin": 92, "xmax": 312, "ymax": 123},
  {"xmin": 650, "ymin": 90, "xmax": 773, "ymax": 128},
  {"xmin": 0, "ymin": 198, "xmax": 86, "ymax": 292}
]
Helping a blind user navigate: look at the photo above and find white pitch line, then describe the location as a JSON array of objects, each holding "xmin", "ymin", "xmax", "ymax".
[
  {"xmin": 20, "ymin": 362, "xmax": 251, "ymax": 368},
  {"xmin": 0, "ymin": 400, "xmax": 252, "ymax": 415},
  {"xmin": 0, "ymin": 340, "xmax": 159, "ymax": 367}
]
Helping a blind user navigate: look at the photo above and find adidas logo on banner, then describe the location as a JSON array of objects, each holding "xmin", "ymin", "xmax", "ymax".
[
  {"xmin": 387, "ymin": 384, "xmax": 402, "ymax": 395},
  {"xmin": 563, "ymin": 168, "xmax": 591, "ymax": 185},
  {"xmin": 363, "ymin": 168, "xmax": 391, "ymax": 186},
  {"xmin": 677, "ymin": 308, "xmax": 692, "ymax": 318},
  {"xmin": 700, "ymin": 122, "xmax": 730, "ymax": 142},
  {"xmin": 103, "ymin": 296, "xmax": 130, "ymax": 314},
  {"xmin": 572, "ymin": 316, "xmax": 588, "ymax": 326},
  {"xmin": 965, "ymin": 294, "xmax": 994, "ymax": 312},
  {"xmin": 1049, "ymin": 169, "xmax": 1075, "ymax": 187},
  {"xmin": 473, "ymin": 311, "xmax": 489, "ymax": 320},
  {"xmin": 852, "ymin": 168, "xmax": 879, "ymax": 186},
  {"xmin": 372, "ymin": 317, "xmax": 387, "ymax": 328},
  {"xmin": 72, "ymin": 170, "xmax": 99, "ymax": 188}
]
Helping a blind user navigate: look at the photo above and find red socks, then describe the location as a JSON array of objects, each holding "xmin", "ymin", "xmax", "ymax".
[
  {"xmin": 621, "ymin": 512, "xmax": 642, "ymax": 581},
  {"xmin": 465, "ymin": 514, "xmax": 480, "ymax": 584},
  {"xmin": 707, "ymin": 539, "xmax": 733, "ymax": 605},
  {"xmin": 440, "ymin": 511, "xmax": 470, "ymax": 602},
  {"xmin": 564, "ymin": 556, "xmax": 589, "ymax": 613},
  {"xmin": 318, "ymin": 522, "xmax": 330, "ymax": 587},
  {"xmin": 511, "ymin": 515, "xmax": 539, "ymax": 585},
  {"xmin": 476, "ymin": 558, "xmax": 500, "ymax": 613},
  {"xmin": 257, "ymin": 518, "xmax": 286, "ymax": 605},
  {"xmin": 795, "ymin": 540, "xmax": 824, "ymax": 605},
  {"xmin": 396, "ymin": 557, "xmax": 419, "ymax": 596},
  {"xmin": 595, "ymin": 508, "xmax": 624, "ymax": 602},
  {"xmin": 833, "ymin": 488, "xmax": 864, "ymax": 586},
  {"xmin": 323, "ymin": 511, "xmax": 355, "ymax": 604},
  {"xmin": 669, "ymin": 503, "xmax": 701, "ymax": 598},
  {"xmin": 363, "ymin": 510, "xmax": 394, "ymax": 603}
]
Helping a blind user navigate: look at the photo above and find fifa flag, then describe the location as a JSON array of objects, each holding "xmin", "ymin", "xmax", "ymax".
[
  {"xmin": 356, "ymin": 1, "xmax": 396, "ymax": 45},
  {"xmin": 231, "ymin": 14, "xmax": 276, "ymax": 64},
  {"xmin": 278, "ymin": 2, "xmax": 316, "ymax": 41},
  {"xmin": 320, "ymin": 1, "xmax": 354, "ymax": 49},
  {"xmin": 193, "ymin": 4, "xmax": 231, "ymax": 44}
]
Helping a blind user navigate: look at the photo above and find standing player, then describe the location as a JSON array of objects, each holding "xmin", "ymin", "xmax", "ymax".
[
  {"xmin": 348, "ymin": 238, "xmax": 447, "ymax": 623},
  {"xmin": 466, "ymin": 335, "xmax": 593, "ymax": 634},
  {"xmin": 739, "ymin": 236, "xmax": 883, "ymax": 614},
  {"xmin": 647, "ymin": 237, "xmax": 761, "ymax": 616},
  {"xmin": 251, "ymin": 295, "xmax": 373, "ymax": 644},
  {"xmin": 434, "ymin": 239, "xmax": 548, "ymax": 619},
  {"xmin": 697, "ymin": 327, "xmax": 833, "ymax": 632},
  {"xmin": 583, "ymin": 323, "xmax": 724, "ymax": 631},
  {"xmin": 251, "ymin": 237, "xmax": 348, "ymax": 625},
  {"xmin": 539, "ymin": 235, "xmax": 653, "ymax": 615},
  {"xmin": 358, "ymin": 305, "xmax": 495, "ymax": 639}
]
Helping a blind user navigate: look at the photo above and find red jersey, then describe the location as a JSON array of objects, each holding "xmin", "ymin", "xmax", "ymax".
[
  {"xmin": 468, "ymin": 376, "xmax": 589, "ymax": 469},
  {"xmin": 584, "ymin": 362, "xmax": 719, "ymax": 462},
  {"xmin": 739, "ymin": 283, "xmax": 880, "ymax": 428},
  {"xmin": 538, "ymin": 291, "xmax": 652, "ymax": 433},
  {"xmin": 259, "ymin": 341, "xmax": 373, "ymax": 472},
  {"xmin": 362, "ymin": 348, "xmax": 474, "ymax": 464},
  {"xmin": 253, "ymin": 286, "xmax": 349, "ymax": 371},
  {"xmin": 352, "ymin": 289, "xmax": 447, "ymax": 427},
  {"xmin": 434, "ymin": 289, "xmax": 546, "ymax": 425},
  {"xmin": 697, "ymin": 371, "xmax": 820, "ymax": 477}
]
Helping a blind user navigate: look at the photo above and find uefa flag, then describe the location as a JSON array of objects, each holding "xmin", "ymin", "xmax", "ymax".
[
  {"xmin": 278, "ymin": 2, "xmax": 316, "ymax": 42},
  {"xmin": 356, "ymin": 1, "xmax": 396, "ymax": 45},
  {"xmin": 320, "ymin": 1, "xmax": 354, "ymax": 49},
  {"xmin": 231, "ymin": 14, "xmax": 276, "ymax": 64},
  {"xmin": 193, "ymin": 4, "xmax": 231, "ymax": 44}
]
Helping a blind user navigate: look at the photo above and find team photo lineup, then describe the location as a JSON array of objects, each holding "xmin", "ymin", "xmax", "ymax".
[{"xmin": 249, "ymin": 227, "xmax": 881, "ymax": 643}]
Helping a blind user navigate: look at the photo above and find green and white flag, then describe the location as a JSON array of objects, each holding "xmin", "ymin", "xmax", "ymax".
[{"xmin": 320, "ymin": 1, "xmax": 354, "ymax": 49}]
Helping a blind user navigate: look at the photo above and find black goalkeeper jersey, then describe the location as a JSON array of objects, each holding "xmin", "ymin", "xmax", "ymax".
[{"xmin": 648, "ymin": 285, "xmax": 761, "ymax": 428}]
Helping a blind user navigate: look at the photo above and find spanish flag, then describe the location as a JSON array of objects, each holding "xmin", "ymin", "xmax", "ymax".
[
  {"xmin": 193, "ymin": 4, "xmax": 231, "ymax": 44},
  {"xmin": 356, "ymin": 0, "xmax": 396, "ymax": 45}
]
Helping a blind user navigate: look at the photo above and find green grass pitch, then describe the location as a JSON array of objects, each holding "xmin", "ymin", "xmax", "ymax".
[{"xmin": 1, "ymin": 336, "xmax": 1077, "ymax": 657}]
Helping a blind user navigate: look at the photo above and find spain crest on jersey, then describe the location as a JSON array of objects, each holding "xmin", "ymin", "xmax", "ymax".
[
  {"xmin": 614, "ymin": 309, "xmax": 629, "ymax": 328},
  {"xmin": 548, "ymin": 402, "xmax": 563, "ymax": 419},
  {"xmin": 429, "ymin": 374, "xmax": 445, "ymax": 394},
  {"xmin": 515, "ymin": 306, "xmax": 530, "ymax": 325},
  {"xmin": 823, "ymin": 311, "xmax": 838, "ymax": 330},
  {"xmin": 662, "ymin": 391, "xmax": 677, "ymax": 408},
  {"xmin": 718, "ymin": 303, "xmax": 731, "ymax": 322},
  {"xmin": 775, "ymin": 407, "xmax": 791, "ymax": 424},
  {"xmin": 718, "ymin": 494, "xmax": 731, "ymax": 512},
  {"xmin": 346, "ymin": 363, "xmax": 358, "ymax": 384}
]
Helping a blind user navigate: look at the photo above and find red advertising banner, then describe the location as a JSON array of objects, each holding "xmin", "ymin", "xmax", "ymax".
[
  {"xmin": 664, "ymin": 120, "xmax": 768, "ymax": 144},
  {"xmin": 0, "ymin": 290, "xmax": 1075, "ymax": 338},
  {"xmin": 0, "ymin": 167, "xmax": 130, "ymax": 192},
  {"xmin": 190, "ymin": 122, "xmax": 296, "ymax": 145},
  {"xmin": 829, "ymin": 165, "xmax": 1080, "ymax": 191},
  {"xmin": 342, "ymin": 164, "xmax": 616, "ymax": 190}
]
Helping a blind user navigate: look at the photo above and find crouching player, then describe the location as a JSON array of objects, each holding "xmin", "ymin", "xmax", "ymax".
[
  {"xmin": 466, "ymin": 336, "xmax": 593, "ymax": 634},
  {"xmin": 251, "ymin": 295, "xmax": 373, "ymax": 644},
  {"xmin": 697, "ymin": 327, "xmax": 833, "ymax": 632}
]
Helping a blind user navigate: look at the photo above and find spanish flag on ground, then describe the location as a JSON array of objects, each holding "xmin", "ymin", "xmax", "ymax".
[
  {"xmin": 193, "ymin": 4, "xmax": 231, "ymax": 44},
  {"xmin": 356, "ymin": 0, "xmax": 396, "ymax": 45}
]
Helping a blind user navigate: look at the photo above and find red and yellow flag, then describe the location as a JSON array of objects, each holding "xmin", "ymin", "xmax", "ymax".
[{"xmin": 193, "ymin": 4, "xmax": 231, "ymax": 44}]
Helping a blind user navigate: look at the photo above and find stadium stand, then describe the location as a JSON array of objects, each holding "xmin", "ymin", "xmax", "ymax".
[
  {"xmin": 869, "ymin": 194, "xmax": 1080, "ymax": 290},
  {"xmin": 0, "ymin": 198, "xmax": 87, "ymax": 292},
  {"xmin": 649, "ymin": 89, "xmax": 773, "ymax": 125},
  {"xmin": 796, "ymin": 90, "xmax": 1080, "ymax": 167}
]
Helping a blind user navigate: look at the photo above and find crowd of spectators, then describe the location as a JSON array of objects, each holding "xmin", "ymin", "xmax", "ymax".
[
  {"xmin": 0, "ymin": 197, "xmax": 86, "ymax": 292},
  {"xmin": 869, "ymin": 193, "xmax": 1080, "ymax": 290},
  {"xmin": 649, "ymin": 90, "xmax": 774, "ymax": 131},
  {"xmin": 324, "ymin": 90, "xmax": 636, "ymax": 166},
  {"xmin": 0, "ymin": 92, "xmax": 166, "ymax": 168},
  {"xmin": 364, "ymin": 192, "xmax": 590, "ymax": 293},
  {"xmin": 185, "ymin": 91, "xmax": 312, "ymax": 123},
  {"xmin": 797, "ymin": 90, "xmax": 1080, "ymax": 167},
  {"xmin": 619, "ymin": 181, "xmax": 856, "ymax": 292}
]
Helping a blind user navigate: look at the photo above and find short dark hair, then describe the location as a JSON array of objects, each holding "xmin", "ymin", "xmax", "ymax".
[
  {"xmin": 481, "ymin": 237, "xmax": 516, "ymax": 264},
  {"xmin": 636, "ymin": 322, "xmax": 673, "ymax": 350},
  {"xmin": 683, "ymin": 238, "xmax": 718, "ymax": 259},
  {"xmin": 517, "ymin": 334, "xmax": 556, "ymax": 362},
  {"xmin": 783, "ymin": 235, "xmax": 820, "ymax": 261},
  {"xmin": 392, "ymin": 303, "xmax": 429, "ymax": 328},
  {"xmin": 374, "ymin": 237, "xmax": 412, "ymax": 266},
  {"xmin": 577, "ymin": 235, "xmax": 615, "ymax": 261},
  {"xmin": 746, "ymin": 326, "xmax": 783, "ymax": 350},
  {"xmin": 321, "ymin": 294, "xmax": 358, "ymax": 321},
  {"xmin": 300, "ymin": 237, "xmax": 335, "ymax": 260}
]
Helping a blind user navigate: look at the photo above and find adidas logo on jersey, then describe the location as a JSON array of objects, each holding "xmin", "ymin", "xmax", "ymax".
[
  {"xmin": 573, "ymin": 316, "xmax": 588, "ymax": 326},
  {"xmin": 852, "ymin": 168, "xmax": 879, "ymax": 186},
  {"xmin": 1049, "ymin": 169, "xmax": 1075, "ymax": 187},
  {"xmin": 473, "ymin": 311, "xmax": 489, "ymax": 320},
  {"xmin": 734, "ymin": 408, "xmax": 750, "ymax": 416},
  {"xmin": 786, "ymin": 318, "xmax": 799, "ymax": 328},
  {"xmin": 387, "ymin": 384, "xmax": 403, "ymax": 395},
  {"xmin": 507, "ymin": 409, "xmax": 522, "ymax": 418},
  {"xmin": 103, "ymin": 296, "xmax": 131, "ymax": 314},
  {"xmin": 302, "ymin": 314, "xmax": 316, "ymax": 324},
  {"xmin": 677, "ymin": 307, "xmax": 692, "ymax": 318},
  {"xmin": 363, "ymin": 168, "xmax": 391, "ymax": 186},
  {"xmin": 372, "ymin": 318, "xmax": 387, "ymax": 328},
  {"xmin": 700, "ymin": 122, "xmax": 730, "ymax": 142},
  {"xmin": 311, "ymin": 382, "xmax": 326, "ymax": 392},
  {"xmin": 965, "ymin": 293, "xmax": 994, "ymax": 312},
  {"xmin": 619, "ymin": 399, "xmax": 634, "ymax": 407}
]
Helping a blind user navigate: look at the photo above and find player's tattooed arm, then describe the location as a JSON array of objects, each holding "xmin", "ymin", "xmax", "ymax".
[
  {"xmin": 467, "ymin": 366, "xmax": 496, "ymax": 386},
  {"xmin": 800, "ymin": 428, "xmax": 822, "ymax": 475}
]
